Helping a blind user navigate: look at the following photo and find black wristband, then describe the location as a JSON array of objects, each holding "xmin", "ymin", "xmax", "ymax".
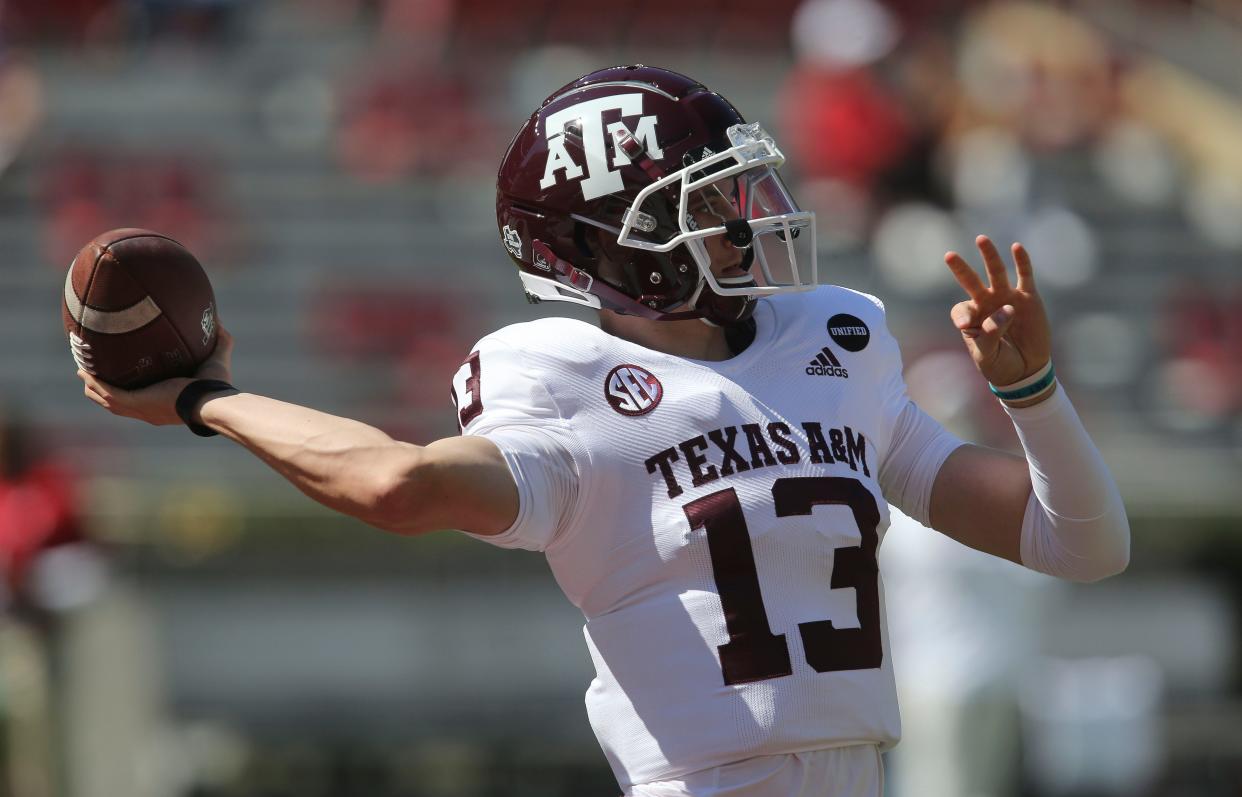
[{"xmin": 175, "ymin": 379, "xmax": 235, "ymax": 437}]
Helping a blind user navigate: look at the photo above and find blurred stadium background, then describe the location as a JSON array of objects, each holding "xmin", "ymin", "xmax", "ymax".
[{"xmin": 1, "ymin": 0, "xmax": 1240, "ymax": 795}]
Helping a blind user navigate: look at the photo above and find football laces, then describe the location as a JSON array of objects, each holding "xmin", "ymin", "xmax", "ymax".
[{"xmin": 69, "ymin": 332, "xmax": 95, "ymax": 374}]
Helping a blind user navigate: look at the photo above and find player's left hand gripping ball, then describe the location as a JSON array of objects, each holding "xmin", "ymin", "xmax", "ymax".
[
  {"xmin": 65, "ymin": 228, "xmax": 231, "ymax": 426},
  {"xmin": 943, "ymin": 236, "xmax": 1051, "ymax": 387},
  {"xmin": 78, "ymin": 327, "xmax": 233, "ymax": 427},
  {"xmin": 63, "ymin": 228, "xmax": 219, "ymax": 388}
]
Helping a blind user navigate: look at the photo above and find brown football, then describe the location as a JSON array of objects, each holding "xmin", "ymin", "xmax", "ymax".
[{"xmin": 62, "ymin": 228, "xmax": 218, "ymax": 389}]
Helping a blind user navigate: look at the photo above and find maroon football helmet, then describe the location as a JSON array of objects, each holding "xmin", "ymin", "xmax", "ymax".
[{"xmin": 495, "ymin": 65, "xmax": 818, "ymax": 326}]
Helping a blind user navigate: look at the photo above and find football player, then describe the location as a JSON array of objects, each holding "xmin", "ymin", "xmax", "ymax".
[{"xmin": 78, "ymin": 66, "xmax": 1129, "ymax": 797}]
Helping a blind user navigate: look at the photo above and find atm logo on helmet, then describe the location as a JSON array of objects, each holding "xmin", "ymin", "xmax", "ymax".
[{"xmin": 540, "ymin": 93, "xmax": 663, "ymax": 201}]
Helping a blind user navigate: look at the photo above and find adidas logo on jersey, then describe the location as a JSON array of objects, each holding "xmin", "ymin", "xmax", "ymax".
[{"xmin": 805, "ymin": 346, "xmax": 848, "ymax": 378}]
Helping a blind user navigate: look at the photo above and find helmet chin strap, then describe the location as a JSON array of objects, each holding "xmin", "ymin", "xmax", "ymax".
[
  {"xmin": 687, "ymin": 273, "xmax": 757, "ymax": 326},
  {"xmin": 685, "ymin": 280, "xmax": 717, "ymax": 327},
  {"xmin": 531, "ymin": 239, "xmax": 755, "ymax": 325},
  {"xmin": 532, "ymin": 239, "xmax": 701, "ymax": 321},
  {"xmin": 688, "ymin": 241, "xmax": 759, "ymax": 326}
]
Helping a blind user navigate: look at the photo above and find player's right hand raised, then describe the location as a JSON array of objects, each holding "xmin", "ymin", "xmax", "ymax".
[
  {"xmin": 943, "ymin": 236, "xmax": 1052, "ymax": 388},
  {"xmin": 79, "ymin": 327, "xmax": 235, "ymax": 427}
]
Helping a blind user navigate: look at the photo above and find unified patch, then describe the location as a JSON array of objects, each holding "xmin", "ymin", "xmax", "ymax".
[{"xmin": 827, "ymin": 313, "xmax": 869, "ymax": 352}]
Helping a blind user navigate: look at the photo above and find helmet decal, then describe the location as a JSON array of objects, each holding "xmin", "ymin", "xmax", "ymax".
[
  {"xmin": 539, "ymin": 93, "xmax": 662, "ymax": 201},
  {"xmin": 501, "ymin": 225, "xmax": 523, "ymax": 259}
]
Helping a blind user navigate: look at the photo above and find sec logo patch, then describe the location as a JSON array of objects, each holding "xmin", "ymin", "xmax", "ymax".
[{"xmin": 605, "ymin": 364, "xmax": 663, "ymax": 416}]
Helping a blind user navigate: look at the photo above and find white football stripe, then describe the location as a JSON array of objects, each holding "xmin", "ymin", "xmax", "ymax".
[{"xmin": 64, "ymin": 269, "xmax": 163, "ymax": 334}]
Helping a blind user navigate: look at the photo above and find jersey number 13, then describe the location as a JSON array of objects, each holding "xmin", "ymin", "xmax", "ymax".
[{"xmin": 683, "ymin": 476, "xmax": 882, "ymax": 686}]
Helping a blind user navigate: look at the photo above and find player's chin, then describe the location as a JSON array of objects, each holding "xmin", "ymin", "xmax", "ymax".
[{"xmin": 716, "ymin": 273, "xmax": 757, "ymax": 289}]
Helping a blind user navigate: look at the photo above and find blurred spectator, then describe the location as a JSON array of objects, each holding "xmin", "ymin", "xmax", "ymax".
[
  {"xmin": 309, "ymin": 284, "xmax": 470, "ymax": 361},
  {"xmin": 780, "ymin": 0, "xmax": 941, "ymax": 248},
  {"xmin": 40, "ymin": 150, "xmax": 226, "ymax": 269},
  {"xmin": 0, "ymin": 404, "xmax": 104, "ymax": 797},
  {"xmin": 780, "ymin": 0, "xmax": 913, "ymax": 190},
  {"xmin": 780, "ymin": 66, "xmax": 913, "ymax": 189},
  {"xmin": 40, "ymin": 151, "xmax": 111, "ymax": 269},
  {"xmin": 1116, "ymin": 57, "xmax": 1242, "ymax": 249},
  {"xmin": 444, "ymin": 0, "xmax": 804, "ymax": 55},
  {"xmin": 3, "ymin": 0, "xmax": 243, "ymax": 50},
  {"xmin": 130, "ymin": 159, "xmax": 212, "ymax": 256},
  {"xmin": 1154, "ymin": 286, "xmax": 1242, "ymax": 429},
  {"xmin": 373, "ymin": 0, "xmax": 451, "ymax": 48},
  {"xmin": 336, "ymin": 59, "xmax": 493, "ymax": 181},
  {"xmin": 448, "ymin": 0, "xmax": 551, "ymax": 53},
  {"xmin": 0, "ymin": 405, "xmax": 88, "ymax": 610},
  {"xmin": 0, "ymin": 0, "xmax": 118, "ymax": 43},
  {"xmin": 0, "ymin": 47, "xmax": 44, "ymax": 178},
  {"xmin": 308, "ymin": 284, "xmax": 476, "ymax": 438},
  {"xmin": 952, "ymin": 2, "xmax": 1118, "ymax": 151},
  {"xmin": 131, "ymin": 0, "xmax": 243, "ymax": 46},
  {"xmin": 1092, "ymin": 120, "xmax": 1181, "ymax": 209},
  {"xmin": 878, "ymin": 29, "xmax": 959, "ymax": 208}
]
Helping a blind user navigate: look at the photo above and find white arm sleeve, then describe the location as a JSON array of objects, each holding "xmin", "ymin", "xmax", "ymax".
[
  {"xmin": 459, "ymin": 425, "xmax": 581, "ymax": 552},
  {"xmin": 1008, "ymin": 386, "xmax": 1130, "ymax": 582},
  {"xmin": 879, "ymin": 400, "xmax": 966, "ymax": 528}
]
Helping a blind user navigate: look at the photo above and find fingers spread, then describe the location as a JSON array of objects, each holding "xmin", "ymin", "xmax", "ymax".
[
  {"xmin": 950, "ymin": 300, "xmax": 982, "ymax": 331},
  {"xmin": 976, "ymin": 235, "xmax": 1010, "ymax": 291},
  {"xmin": 944, "ymin": 252, "xmax": 986, "ymax": 298},
  {"xmin": 1012, "ymin": 242, "xmax": 1036, "ymax": 291},
  {"xmin": 980, "ymin": 304, "xmax": 1015, "ymax": 337}
]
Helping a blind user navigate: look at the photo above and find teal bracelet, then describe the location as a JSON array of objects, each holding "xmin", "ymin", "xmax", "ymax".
[{"xmin": 989, "ymin": 363, "xmax": 1056, "ymax": 401}]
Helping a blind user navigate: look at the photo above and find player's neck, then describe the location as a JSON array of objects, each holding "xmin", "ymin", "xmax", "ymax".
[{"xmin": 599, "ymin": 311, "xmax": 735, "ymax": 361}]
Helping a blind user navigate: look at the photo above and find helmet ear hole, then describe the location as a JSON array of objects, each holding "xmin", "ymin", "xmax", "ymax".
[
  {"xmin": 572, "ymin": 221, "xmax": 594, "ymax": 260},
  {"xmin": 590, "ymin": 227, "xmax": 633, "ymax": 290}
]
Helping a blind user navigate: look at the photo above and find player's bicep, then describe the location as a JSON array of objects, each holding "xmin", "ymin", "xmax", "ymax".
[
  {"xmin": 877, "ymin": 400, "xmax": 964, "ymax": 527},
  {"xmin": 379, "ymin": 435, "xmax": 519, "ymax": 537},
  {"xmin": 927, "ymin": 444, "xmax": 1030, "ymax": 564},
  {"xmin": 454, "ymin": 426, "xmax": 581, "ymax": 551}
]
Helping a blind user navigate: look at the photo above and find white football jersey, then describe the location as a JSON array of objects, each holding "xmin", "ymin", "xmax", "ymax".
[{"xmin": 450, "ymin": 285, "xmax": 962, "ymax": 789}]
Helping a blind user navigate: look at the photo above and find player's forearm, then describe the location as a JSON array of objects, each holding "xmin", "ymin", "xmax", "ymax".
[
  {"xmin": 196, "ymin": 391, "xmax": 424, "ymax": 529},
  {"xmin": 1006, "ymin": 386, "xmax": 1130, "ymax": 582}
]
